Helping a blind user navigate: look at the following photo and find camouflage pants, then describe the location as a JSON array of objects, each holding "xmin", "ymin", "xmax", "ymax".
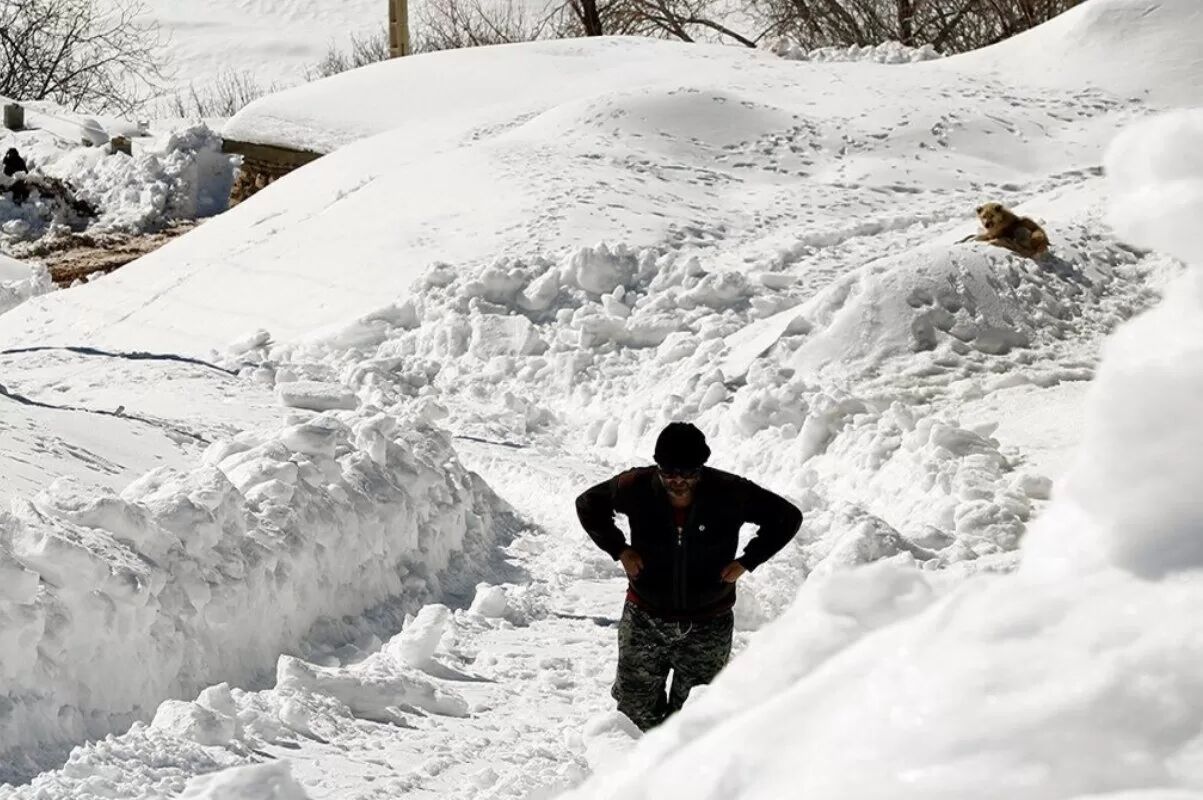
[{"xmin": 611, "ymin": 601, "xmax": 734, "ymax": 731}]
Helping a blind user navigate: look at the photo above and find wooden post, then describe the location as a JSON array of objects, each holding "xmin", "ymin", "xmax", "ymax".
[
  {"xmin": 3, "ymin": 104, "xmax": 24, "ymax": 131},
  {"xmin": 389, "ymin": 0, "xmax": 410, "ymax": 57}
]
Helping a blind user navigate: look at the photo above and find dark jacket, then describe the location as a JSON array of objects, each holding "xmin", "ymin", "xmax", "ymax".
[
  {"xmin": 3, "ymin": 149, "xmax": 28, "ymax": 177},
  {"xmin": 576, "ymin": 466, "xmax": 802, "ymax": 619}
]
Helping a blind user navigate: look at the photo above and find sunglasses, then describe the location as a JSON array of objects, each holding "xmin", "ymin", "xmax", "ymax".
[{"xmin": 659, "ymin": 466, "xmax": 702, "ymax": 480}]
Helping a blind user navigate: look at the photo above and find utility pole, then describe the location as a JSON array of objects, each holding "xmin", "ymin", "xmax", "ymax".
[{"xmin": 389, "ymin": 0, "xmax": 410, "ymax": 57}]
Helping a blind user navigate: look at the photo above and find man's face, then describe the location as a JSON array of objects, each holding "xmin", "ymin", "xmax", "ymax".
[{"xmin": 659, "ymin": 466, "xmax": 701, "ymax": 499}]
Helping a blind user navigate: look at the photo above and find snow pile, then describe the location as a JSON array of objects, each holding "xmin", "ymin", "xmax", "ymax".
[
  {"xmin": 0, "ymin": 255, "xmax": 53, "ymax": 316},
  {"xmin": 560, "ymin": 108, "xmax": 1203, "ymax": 800},
  {"xmin": 210, "ymin": 244, "xmax": 1064, "ymax": 635},
  {"xmin": 0, "ymin": 406, "xmax": 513, "ymax": 780},
  {"xmin": 62, "ymin": 124, "xmax": 236, "ymax": 232},
  {"xmin": 782, "ymin": 226, "xmax": 1142, "ymax": 380},
  {"xmin": 937, "ymin": 0, "xmax": 1203, "ymax": 106},
  {"xmin": 183, "ymin": 174, "xmax": 1163, "ymax": 624},
  {"xmin": 770, "ymin": 37, "xmax": 941, "ymax": 63},
  {"xmin": 0, "ymin": 123, "xmax": 234, "ymax": 245}
]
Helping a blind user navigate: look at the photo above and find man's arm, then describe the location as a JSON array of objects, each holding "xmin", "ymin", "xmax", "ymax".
[
  {"xmin": 736, "ymin": 478, "xmax": 802, "ymax": 571},
  {"xmin": 575, "ymin": 474, "xmax": 633, "ymax": 560}
]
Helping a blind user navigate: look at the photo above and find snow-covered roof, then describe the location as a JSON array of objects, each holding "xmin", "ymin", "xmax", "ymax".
[{"xmin": 221, "ymin": 36, "xmax": 779, "ymax": 155}]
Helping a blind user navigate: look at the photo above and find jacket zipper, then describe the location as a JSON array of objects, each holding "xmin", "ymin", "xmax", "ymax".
[{"xmin": 676, "ymin": 525, "xmax": 687, "ymax": 609}]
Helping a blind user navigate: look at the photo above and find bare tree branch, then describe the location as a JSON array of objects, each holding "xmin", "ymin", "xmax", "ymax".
[{"xmin": 0, "ymin": 0, "xmax": 164, "ymax": 114}]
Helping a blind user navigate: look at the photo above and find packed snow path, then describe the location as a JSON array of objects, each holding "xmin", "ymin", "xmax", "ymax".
[
  {"xmin": 261, "ymin": 441, "xmax": 634, "ymax": 800},
  {"xmin": 4, "ymin": 440, "xmax": 738, "ymax": 799}
]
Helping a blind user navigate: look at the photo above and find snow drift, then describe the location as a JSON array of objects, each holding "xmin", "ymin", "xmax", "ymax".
[
  {"xmin": 937, "ymin": 0, "xmax": 1203, "ymax": 106},
  {"xmin": 560, "ymin": 107, "xmax": 1203, "ymax": 799},
  {"xmin": 0, "ymin": 407, "xmax": 514, "ymax": 781}
]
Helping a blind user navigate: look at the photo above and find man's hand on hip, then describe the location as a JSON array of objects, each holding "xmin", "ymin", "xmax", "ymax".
[
  {"xmin": 720, "ymin": 561, "xmax": 747, "ymax": 583},
  {"xmin": 619, "ymin": 548, "xmax": 643, "ymax": 579}
]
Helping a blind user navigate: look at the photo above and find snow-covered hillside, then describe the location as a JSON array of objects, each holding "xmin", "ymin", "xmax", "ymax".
[
  {"xmin": 0, "ymin": 0, "xmax": 1200, "ymax": 797},
  {"xmin": 127, "ymin": 0, "xmax": 383, "ymax": 94}
]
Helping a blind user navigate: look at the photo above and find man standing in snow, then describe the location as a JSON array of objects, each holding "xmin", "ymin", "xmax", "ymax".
[
  {"xmin": 3, "ymin": 148, "xmax": 30, "ymax": 205},
  {"xmin": 576, "ymin": 422, "xmax": 802, "ymax": 731}
]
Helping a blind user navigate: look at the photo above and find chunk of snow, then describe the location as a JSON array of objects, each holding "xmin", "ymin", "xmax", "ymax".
[
  {"xmin": 385, "ymin": 603, "xmax": 453, "ymax": 667},
  {"xmin": 180, "ymin": 762, "xmax": 311, "ymax": 800},
  {"xmin": 276, "ymin": 380, "xmax": 358, "ymax": 411},
  {"xmin": 469, "ymin": 583, "xmax": 509, "ymax": 618}
]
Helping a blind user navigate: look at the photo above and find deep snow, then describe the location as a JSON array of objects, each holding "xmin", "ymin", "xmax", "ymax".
[{"xmin": 0, "ymin": 0, "xmax": 1200, "ymax": 797}]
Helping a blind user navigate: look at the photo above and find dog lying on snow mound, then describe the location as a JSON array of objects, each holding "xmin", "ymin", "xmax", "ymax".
[{"xmin": 966, "ymin": 202, "xmax": 1049, "ymax": 259}]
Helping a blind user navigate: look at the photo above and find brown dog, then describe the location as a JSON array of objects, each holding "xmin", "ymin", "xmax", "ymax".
[{"xmin": 970, "ymin": 202, "xmax": 1049, "ymax": 258}]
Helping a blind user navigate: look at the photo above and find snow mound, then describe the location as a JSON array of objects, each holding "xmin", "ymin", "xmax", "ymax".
[
  {"xmin": 1025, "ymin": 108, "xmax": 1203, "ymax": 579},
  {"xmin": 785, "ymin": 231, "xmax": 1129, "ymax": 377},
  {"xmin": 222, "ymin": 37, "xmax": 771, "ymax": 155},
  {"xmin": 0, "ymin": 409, "xmax": 512, "ymax": 779},
  {"xmin": 938, "ymin": 0, "xmax": 1203, "ymax": 105},
  {"xmin": 1106, "ymin": 109, "xmax": 1203, "ymax": 265},
  {"xmin": 560, "ymin": 108, "xmax": 1203, "ymax": 800}
]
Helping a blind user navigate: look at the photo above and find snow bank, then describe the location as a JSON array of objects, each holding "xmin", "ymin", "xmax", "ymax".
[
  {"xmin": 937, "ymin": 0, "xmax": 1203, "ymax": 106},
  {"xmin": 559, "ymin": 108, "xmax": 1203, "ymax": 800},
  {"xmin": 0, "ymin": 406, "xmax": 513, "ymax": 780},
  {"xmin": 10, "ymin": 595, "xmax": 528, "ymax": 797}
]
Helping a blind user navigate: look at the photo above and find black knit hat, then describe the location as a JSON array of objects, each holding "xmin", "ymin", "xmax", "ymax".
[{"xmin": 654, "ymin": 422, "xmax": 710, "ymax": 470}]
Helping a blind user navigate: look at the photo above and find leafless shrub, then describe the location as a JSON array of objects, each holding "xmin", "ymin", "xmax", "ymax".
[
  {"xmin": 0, "ymin": 0, "xmax": 164, "ymax": 114},
  {"xmin": 608, "ymin": 0, "xmax": 764, "ymax": 45},
  {"xmin": 158, "ymin": 70, "xmax": 281, "ymax": 119},
  {"xmin": 307, "ymin": 28, "xmax": 392, "ymax": 79}
]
